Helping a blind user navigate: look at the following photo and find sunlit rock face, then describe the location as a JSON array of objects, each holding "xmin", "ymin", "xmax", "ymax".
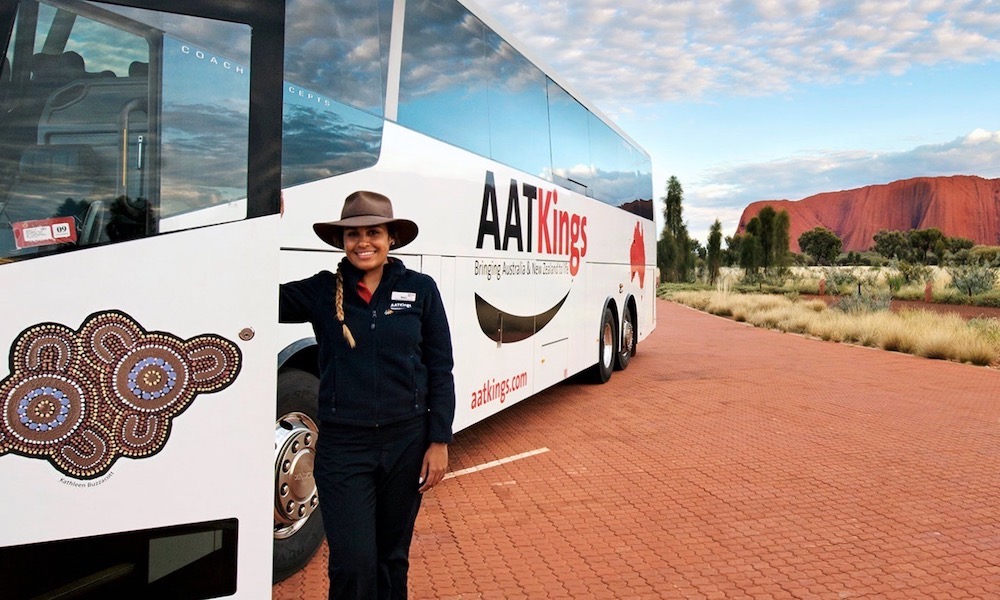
[{"xmin": 737, "ymin": 175, "xmax": 1000, "ymax": 252}]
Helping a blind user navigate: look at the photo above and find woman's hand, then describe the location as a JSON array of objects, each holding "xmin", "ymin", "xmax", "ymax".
[{"xmin": 418, "ymin": 442, "xmax": 448, "ymax": 493}]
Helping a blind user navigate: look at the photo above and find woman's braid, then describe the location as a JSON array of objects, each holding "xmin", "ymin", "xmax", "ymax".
[{"xmin": 335, "ymin": 267, "xmax": 357, "ymax": 349}]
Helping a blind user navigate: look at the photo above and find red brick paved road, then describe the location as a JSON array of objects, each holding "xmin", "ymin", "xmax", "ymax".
[{"xmin": 274, "ymin": 299, "xmax": 1000, "ymax": 599}]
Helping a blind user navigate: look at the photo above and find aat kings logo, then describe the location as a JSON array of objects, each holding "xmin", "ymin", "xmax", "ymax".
[{"xmin": 475, "ymin": 171, "xmax": 588, "ymax": 276}]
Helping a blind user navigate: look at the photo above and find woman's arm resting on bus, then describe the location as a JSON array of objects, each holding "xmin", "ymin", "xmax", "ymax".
[
  {"xmin": 418, "ymin": 442, "xmax": 448, "ymax": 493},
  {"xmin": 278, "ymin": 272, "xmax": 330, "ymax": 323}
]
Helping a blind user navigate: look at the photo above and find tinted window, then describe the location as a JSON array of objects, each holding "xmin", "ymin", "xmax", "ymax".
[
  {"xmin": 0, "ymin": 1, "xmax": 254, "ymax": 261},
  {"xmin": 159, "ymin": 36, "xmax": 251, "ymax": 219},
  {"xmin": 398, "ymin": 0, "xmax": 490, "ymax": 157},
  {"xmin": 547, "ymin": 80, "xmax": 590, "ymax": 196},
  {"xmin": 486, "ymin": 30, "xmax": 550, "ymax": 179},
  {"xmin": 588, "ymin": 114, "xmax": 635, "ymax": 206},
  {"xmin": 280, "ymin": 0, "xmax": 391, "ymax": 188}
]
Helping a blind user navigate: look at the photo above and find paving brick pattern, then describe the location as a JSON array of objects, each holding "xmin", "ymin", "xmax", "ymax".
[{"xmin": 274, "ymin": 299, "xmax": 1000, "ymax": 599}]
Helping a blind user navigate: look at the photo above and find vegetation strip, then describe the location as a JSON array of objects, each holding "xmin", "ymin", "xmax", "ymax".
[{"xmin": 664, "ymin": 290, "xmax": 1000, "ymax": 367}]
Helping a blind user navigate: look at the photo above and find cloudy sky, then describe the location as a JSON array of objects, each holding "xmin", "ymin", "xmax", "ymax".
[{"xmin": 475, "ymin": 0, "xmax": 1000, "ymax": 243}]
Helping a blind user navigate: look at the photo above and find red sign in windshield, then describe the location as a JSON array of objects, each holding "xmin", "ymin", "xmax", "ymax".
[{"xmin": 12, "ymin": 217, "xmax": 77, "ymax": 249}]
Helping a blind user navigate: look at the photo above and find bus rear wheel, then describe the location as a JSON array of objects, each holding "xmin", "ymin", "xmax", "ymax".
[
  {"xmin": 589, "ymin": 306, "xmax": 616, "ymax": 383},
  {"xmin": 273, "ymin": 369, "xmax": 325, "ymax": 582},
  {"xmin": 615, "ymin": 303, "xmax": 636, "ymax": 371}
]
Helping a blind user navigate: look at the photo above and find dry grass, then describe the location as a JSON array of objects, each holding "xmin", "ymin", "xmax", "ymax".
[{"xmin": 668, "ymin": 290, "xmax": 1000, "ymax": 367}]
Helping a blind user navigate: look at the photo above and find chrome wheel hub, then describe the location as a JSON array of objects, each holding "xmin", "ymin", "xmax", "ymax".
[
  {"xmin": 601, "ymin": 322, "xmax": 614, "ymax": 369},
  {"xmin": 622, "ymin": 319, "xmax": 634, "ymax": 354},
  {"xmin": 274, "ymin": 411, "xmax": 319, "ymax": 540}
]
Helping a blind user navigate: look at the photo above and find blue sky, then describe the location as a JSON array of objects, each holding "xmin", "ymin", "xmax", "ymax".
[{"xmin": 475, "ymin": 0, "xmax": 1000, "ymax": 243}]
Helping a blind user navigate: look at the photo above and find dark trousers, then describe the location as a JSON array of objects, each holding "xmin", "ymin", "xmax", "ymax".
[{"xmin": 316, "ymin": 417, "xmax": 427, "ymax": 600}]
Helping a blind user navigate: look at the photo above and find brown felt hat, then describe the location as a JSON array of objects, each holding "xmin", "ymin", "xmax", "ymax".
[{"xmin": 313, "ymin": 191, "xmax": 418, "ymax": 250}]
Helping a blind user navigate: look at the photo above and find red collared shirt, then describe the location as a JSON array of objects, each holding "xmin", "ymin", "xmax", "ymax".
[{"xmin": 356, "ymin": 281, "xmax": 373, "ymax": 304}]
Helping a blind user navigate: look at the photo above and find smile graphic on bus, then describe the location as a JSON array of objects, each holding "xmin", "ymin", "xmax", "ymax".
[
  {"xmin": 474, "ymin": 291, "xmax": 569, "ymax": 343},
  {"xmin": 0, "ymin": 311, "xmax": 241, "ymax": 480}
]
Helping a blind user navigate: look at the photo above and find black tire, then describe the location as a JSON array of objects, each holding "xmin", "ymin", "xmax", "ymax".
[
  {"xmin": 615, "ymin": 303, "xmax": 637, "ymax": 371},
  {"xmin": 272, "ymin": 369, "xmax": 325, "ymax": 583},
  {"xmin": 588, "ymin": 306, "xmax": 616, "ymax": 384}
]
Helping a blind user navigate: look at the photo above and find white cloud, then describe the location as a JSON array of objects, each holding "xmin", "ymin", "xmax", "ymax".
[{"xmin": 475, "ymin": 0, "xmax": 1000, "ymax": 108}]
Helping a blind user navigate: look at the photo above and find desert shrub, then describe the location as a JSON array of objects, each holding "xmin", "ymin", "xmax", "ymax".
[
  {"xmin": 947, "ymin": 262, "xmax": 998, "ymax": 298},
  {"xmin": 893, "ymin": 260, "xmax": 932, "ymax": 284},
  {"xmin": 885, "ymin": 272, "xmax": 907, "ymax": 292},
  {"xmin": 831, "ymin": 288, "xmax": 892, "ymax": 313},
  {"xmin": 821, "ymin": 267, "xmax": 860, "ymax": 295},
  {"xmin": 893, "ymin": 282, "xmax": 929, "ymax": 301},
  {"xmin": 658, "ymin": 282, "xmax": 712, "ymax": 297},
  {"xmin": 934, "ymin": 288, "xmax": 971, "ymax": 305},
  {"xmin": 801, "ymin": 299, "xmax": 827, "ymax": 312},
  {"xmin": 974, "ymin": 291, "xmax": 1000, "ymax": 308},
  {"xmin": 897, "ymin": 311, "xmax": 996, "ymax": 365},
  {"xmin": 969, "ymin": 318, "xmax": 1000, "ymax": 345},
  {"xmin": 669, "ymin": 290, "xmax": 712, "ymax": 310},
  {"xmin": 969, "ymin": 246, "xmax": 1000, "ymax": 265}
]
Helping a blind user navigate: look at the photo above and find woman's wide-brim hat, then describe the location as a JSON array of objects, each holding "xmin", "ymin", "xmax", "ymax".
[{"xmin": 313, "ymin": 191, "xmax": 418, "ymax": 250}]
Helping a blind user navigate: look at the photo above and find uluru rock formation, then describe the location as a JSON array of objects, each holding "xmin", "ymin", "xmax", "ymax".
[{"xmin": 737, "ymin": 175, "xmax": 1000, "ymax": 252}]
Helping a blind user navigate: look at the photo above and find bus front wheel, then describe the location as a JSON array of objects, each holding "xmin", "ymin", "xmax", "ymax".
[
  {"xmin": 273, "ymin": 369, "xmax": 325, "ymax": 582},
  {"xmin": 589, "ymin": 306, "xmax": 616, "ymax": 384}
]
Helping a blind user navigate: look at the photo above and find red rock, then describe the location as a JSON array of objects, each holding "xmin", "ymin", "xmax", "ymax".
[{"xmin": 736, "ymin": 175, "xmax": 1000, "ymax": 252}]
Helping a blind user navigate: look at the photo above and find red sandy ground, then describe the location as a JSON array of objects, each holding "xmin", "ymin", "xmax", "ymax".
[{"xmin": 275, "ymin": 298, "xmax": 1000, "ymax": 599}]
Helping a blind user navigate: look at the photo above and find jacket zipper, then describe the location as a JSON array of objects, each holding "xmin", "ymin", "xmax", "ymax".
[{"xmin": 371, "ymin": 307, "xmax": 378, "ymax": 425}]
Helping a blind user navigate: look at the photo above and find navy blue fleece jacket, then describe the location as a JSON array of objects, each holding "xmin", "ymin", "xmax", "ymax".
[{"xmin": 279, "ymin": 258, "xmax": 456, "ymax": 443}]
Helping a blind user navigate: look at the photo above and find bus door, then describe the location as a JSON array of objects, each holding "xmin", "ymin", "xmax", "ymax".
[{"xmin": 0, "ymin": 1, "xmax": 282, "ymax": 598}]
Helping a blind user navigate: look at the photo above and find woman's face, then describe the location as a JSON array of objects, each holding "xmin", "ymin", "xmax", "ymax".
[{"xmin": 342, "ymin": 224, "xmax": 393, "ymax": 272}]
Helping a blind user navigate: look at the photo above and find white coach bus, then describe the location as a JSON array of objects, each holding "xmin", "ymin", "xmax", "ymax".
[{"xmin": 0, "ymin": 0, "xmax": 655, "ymax": 597}]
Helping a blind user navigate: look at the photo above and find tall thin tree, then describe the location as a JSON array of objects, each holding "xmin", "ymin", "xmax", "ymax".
[{"xmin": 707, "ymin": 220, "xmax": 722, "ymax": 284}]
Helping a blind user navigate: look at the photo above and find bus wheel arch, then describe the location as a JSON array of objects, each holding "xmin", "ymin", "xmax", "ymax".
[
  {"xmin": 589, "ymin": 300, "xmax": 618, "ymax": 384},
  {"xmin": 615, "ymin": 296, "xmax": 637, "ymax": 371},
  {"xmin": 273, "ymin": 352, "xmax": 325, "ymax": 582}
]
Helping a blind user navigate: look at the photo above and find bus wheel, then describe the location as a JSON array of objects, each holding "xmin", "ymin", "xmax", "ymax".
[
  {"xmin": 589, "ymin": 306, "xmax": 616, "ymax": 383},
  {"xmin": 615, "ymin": 304, "xmax": 636, "ymax": 371},
  {"xmin": 273, "ymin": 369, "xmax": 325, "ymax": 582}
]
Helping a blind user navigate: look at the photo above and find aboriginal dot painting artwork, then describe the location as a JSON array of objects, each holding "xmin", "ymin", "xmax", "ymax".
[{"xmin": 0, "ymin": 311, "xmax": 242, "ymax": 479}]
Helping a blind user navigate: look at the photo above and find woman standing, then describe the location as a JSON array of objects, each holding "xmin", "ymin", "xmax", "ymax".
[{"xmin": 279, "ymin": 191, "xmax": 456, "ymax": 600}]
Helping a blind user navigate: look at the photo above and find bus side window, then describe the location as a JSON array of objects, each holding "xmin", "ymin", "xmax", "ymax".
[
  {"xmin": 0, "ymin": 2, "xmax": 150, "ymax": 260},
  {"xmin": 0, "ymin": 0, "xmax": 253, "ymax": 262}
]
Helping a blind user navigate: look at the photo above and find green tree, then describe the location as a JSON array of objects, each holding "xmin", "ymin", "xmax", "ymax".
[
  {"xmin": 724, "ymin": 234, "xmax": 742, "ymax": 267},
  {"xmin": 740, "ymin": 207, "xmax": 790, "ymax": 273},
  {"xmin": 663, "ymin": 176, "xmax": 684, "ymax": 239},
  {"xmin": 677, "ymin": 222, "xmax": 694, "ymax": 282},
  {"xmin": 798, "ymin": 227, "xmax": 842, "ymax": 265},
  {"xmin": 948, "ymin": 236, "xmax": 975, "ymax": 253},
  {"xmin": 657, "ymin": 176, "xmax": 698, "ymax": 282},
  {"xmin": 755, "ymin": 207, "xmax": 776, "ymax": 270},
  {"xmin": 657, "ymin": 230, "xmax": 677, "ymax": 282},
  {"xmin": 773, "ymin": 209, "xmax": 791, "ymax": 271},
  {"xmin": 909, "ymin": 228, "xmax": 944, "ymax": 263},
  {"xmin": 739, "ymin": 232, "xmax": 763, "ymax": 276},
  {"xmin": 872, "ymin": 229, "xmax": 910, "ymax": 260},
  {"xmin": 707, "ymin": 220, "xmax": 723, "ymax": 284}
]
